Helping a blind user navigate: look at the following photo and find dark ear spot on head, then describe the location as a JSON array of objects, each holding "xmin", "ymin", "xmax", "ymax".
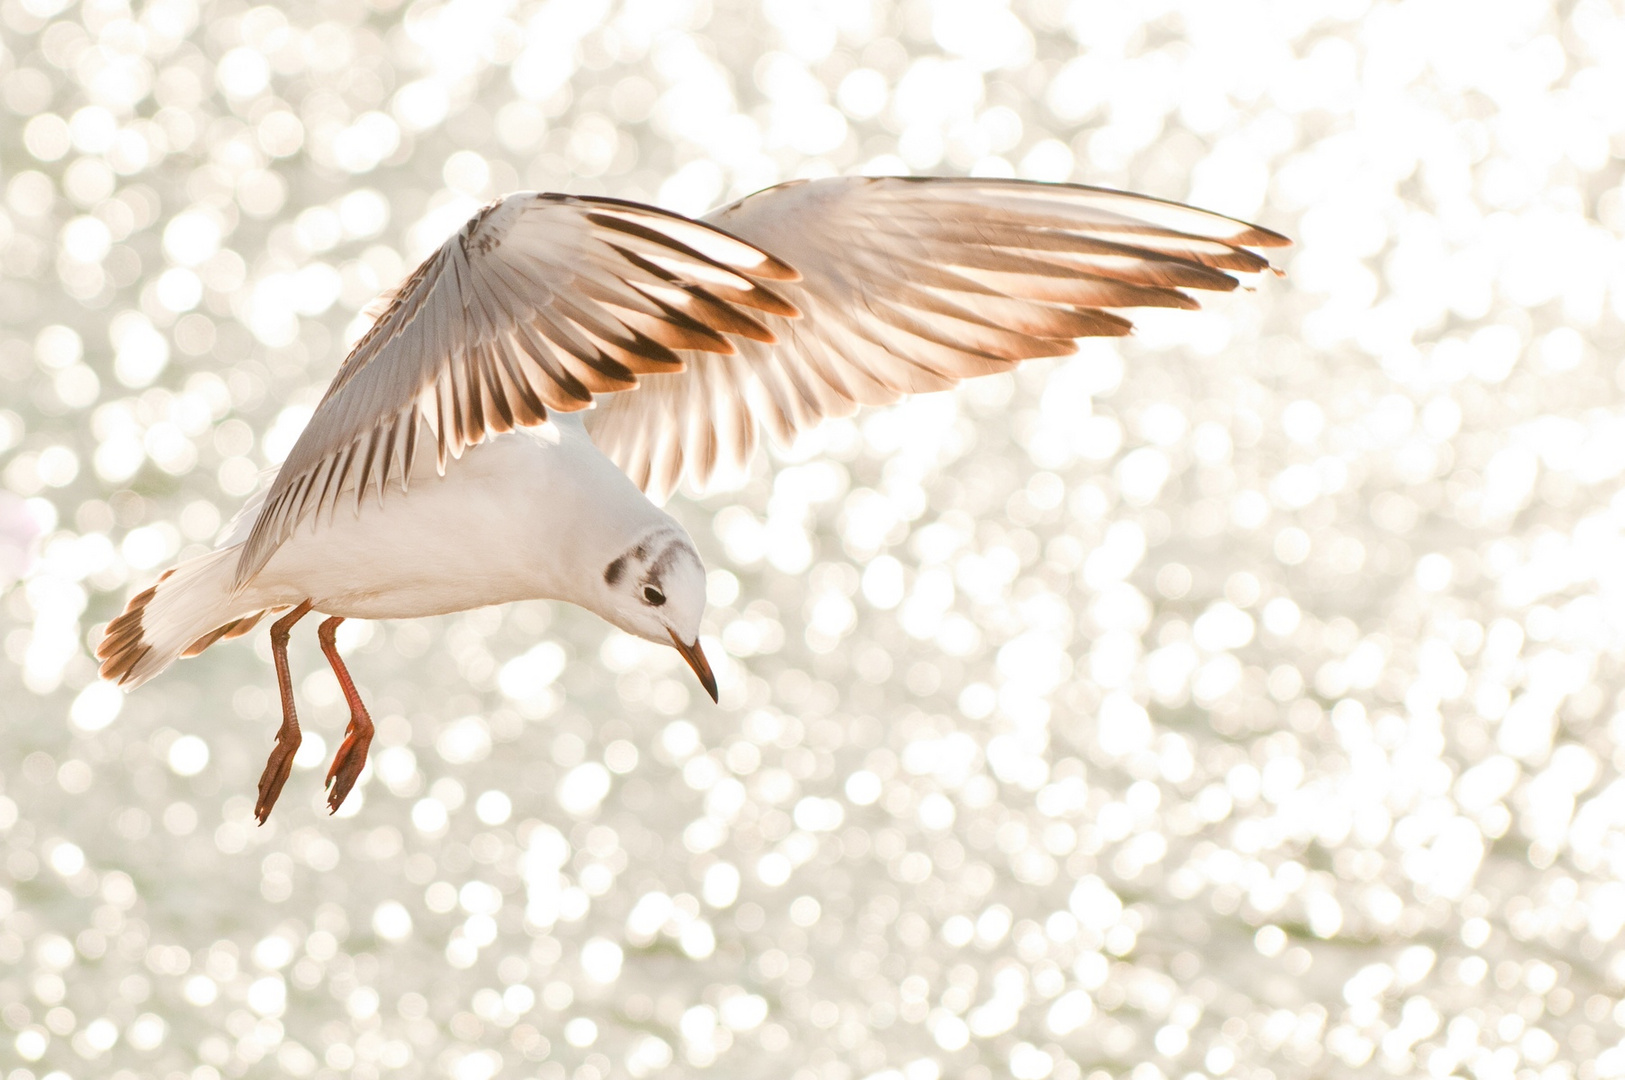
[{"xmin": 604, "ymin": 556, "xmax": 627, "ymax": 586}]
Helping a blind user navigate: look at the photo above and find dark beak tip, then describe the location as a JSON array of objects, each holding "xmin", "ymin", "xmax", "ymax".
[{"xmin": 669, "ymin": 630, "xmax": 719, "ymax": 704}]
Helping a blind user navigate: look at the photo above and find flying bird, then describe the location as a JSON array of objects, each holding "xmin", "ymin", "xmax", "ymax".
[{"xmin": 95, "ymin": 177, "xmax": 1288, "ymax": 822}]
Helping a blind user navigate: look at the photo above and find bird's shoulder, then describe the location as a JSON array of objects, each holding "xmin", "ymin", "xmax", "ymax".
[{"xmin": 458, "ymin": 192, "xmax": 535, "ymax": 256}]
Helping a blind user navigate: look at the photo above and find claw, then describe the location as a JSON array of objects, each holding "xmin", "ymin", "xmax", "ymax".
[
  {"xmin": 255, "ymin": 731, "xmax": 300, "ymax": 824},
  {"xmin": 324, "ymin": 725, "xmax": 373, "ymax": 814}
]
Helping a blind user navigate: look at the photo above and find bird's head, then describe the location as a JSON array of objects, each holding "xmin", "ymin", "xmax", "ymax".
[{"xmin": 598, "ymin": 526, "xmax": 716, "ymax": 701}]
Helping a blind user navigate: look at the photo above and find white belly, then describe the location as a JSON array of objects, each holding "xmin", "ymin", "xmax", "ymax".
[
  {"xmin": 241, "ymin": 420, "xmax": 671, "ymax": 620},
  {"xmin": 255, "ymin": 472, "xmax": 540, "ymax": 618}
]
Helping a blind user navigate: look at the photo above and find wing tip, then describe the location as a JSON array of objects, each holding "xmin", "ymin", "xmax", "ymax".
[
  {"xmin": 1237, "ymin": 224, "xmax": 1293, "ymax": 249},
  {"xmin": 746, "ymin": 252, "xmax": 802, "ymax": 283}
]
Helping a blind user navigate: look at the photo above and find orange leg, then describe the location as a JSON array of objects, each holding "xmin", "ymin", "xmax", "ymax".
[
  {"xmin": 256, "ymin": 600, "xmax": 313, "ymax": 825},
  {"xmin": 318, "ymin": 616, "xmax": 374, "ymax": 815}
]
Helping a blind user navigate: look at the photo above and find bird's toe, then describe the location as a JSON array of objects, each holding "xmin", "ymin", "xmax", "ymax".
[
  {"xmin": 254, "ymin": 734, "xmax": 300, "ymax": 824},
  {"xmin": 324, "ymin": 730, "xmax": 373, "ymax": 814}
]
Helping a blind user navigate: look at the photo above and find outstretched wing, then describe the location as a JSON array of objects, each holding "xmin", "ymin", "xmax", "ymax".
[
  {"xmin": 586, "ymin": 176, "xmax": 1288, "ymax": 499},
  {"xmin": 234, "ymin": 193, "xmax": 799, "ymax": 586}
]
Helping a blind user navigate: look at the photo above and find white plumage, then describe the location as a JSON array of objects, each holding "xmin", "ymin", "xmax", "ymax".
[{"xmin": 96, "ymin": 176, "xmax": 1287, "ymax": 822}]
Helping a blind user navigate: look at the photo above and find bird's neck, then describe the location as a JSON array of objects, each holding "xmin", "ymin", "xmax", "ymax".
[{"xmin": 507, "ymin": 420, "xmax": 678, "ymax": 610}]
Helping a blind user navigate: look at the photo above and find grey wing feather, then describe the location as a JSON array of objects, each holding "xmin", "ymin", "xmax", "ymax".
[
  {"xmin": 585, "ymin": 176, "xmax": 1289, "ymax": 500},
  {"xmin": 233, "ymin": 193, "xmax": 799, "ymax": 586}
]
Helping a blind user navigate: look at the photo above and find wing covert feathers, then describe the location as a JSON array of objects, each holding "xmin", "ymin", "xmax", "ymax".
[{"xmin": 233, "ymin": 194, "xmax": 800, "ymax": 586}]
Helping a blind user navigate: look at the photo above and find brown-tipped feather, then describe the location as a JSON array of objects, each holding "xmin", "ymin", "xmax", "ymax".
[
  {"xmin": 590, "ymin": 175, "xmax": 1286, "ymax": 500},
  {"xmin": 674, "ymin": 285, "xmax": 778, "ymax": 343},
  {"xmin": 183, "ymin": 610, "xmax": 266, "ymax": 657},
  {"xmin": 624, "ymin": 283, "xmax": 738, "ymax": 353},
  {"xmin": 576, "ymin": 203, "xmax": 801, "ymax": 281},
  {"xmin": 97, "ymin": 584, "xmax": 159, "ymax": 682},
  {"xmin": 221, "ymin": 610, "xmax": 266, "ymax": 640},
  {"xmin": 101, "ymin": 644, "xmax": 152, "ymax": 685}
]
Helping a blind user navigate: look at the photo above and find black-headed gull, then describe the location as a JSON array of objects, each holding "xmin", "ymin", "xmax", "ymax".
[{"xmin": 96, "ymin": 177, "xmax": 1287, "ymax": 822}]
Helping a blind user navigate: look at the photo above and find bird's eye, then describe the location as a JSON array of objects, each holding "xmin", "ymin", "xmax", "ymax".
[{"xmin": 643, "ymin": 586, "xmax": 666, "ymax": 606}]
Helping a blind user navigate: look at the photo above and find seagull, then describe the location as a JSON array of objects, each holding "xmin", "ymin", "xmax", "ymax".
[{"xmin": 95, "ymin": 176, "xmax": 1287, "ymax": 822}]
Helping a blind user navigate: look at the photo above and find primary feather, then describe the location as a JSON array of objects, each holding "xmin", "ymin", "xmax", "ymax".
[
  {"xmin": 586, "ymin": 176, "xmax": 1288, "ymax": 499},
  {"xmin": 235, "ymin": 177, "xmax": 1286, "ymax": 586}
]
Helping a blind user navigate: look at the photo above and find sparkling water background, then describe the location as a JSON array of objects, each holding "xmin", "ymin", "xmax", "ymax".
[{"xmin": 2, "ymin": 0, "xmax": 1624, "ymax": 1078}]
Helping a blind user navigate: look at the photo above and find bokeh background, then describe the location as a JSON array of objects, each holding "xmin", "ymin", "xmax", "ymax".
[{"xmin": 2, "ymin": 0, "xmax": 1623, "ymax": 1078}]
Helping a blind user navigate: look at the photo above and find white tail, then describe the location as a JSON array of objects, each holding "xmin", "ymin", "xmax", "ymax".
[{"xmin": 97, "ymin": 546, "xmax": 267, "ymax": 689}]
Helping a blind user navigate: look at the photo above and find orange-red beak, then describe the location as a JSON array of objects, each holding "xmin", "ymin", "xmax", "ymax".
[{"xmin": 669, "ymin": 630, "xmax": 718, "ymax": 703}]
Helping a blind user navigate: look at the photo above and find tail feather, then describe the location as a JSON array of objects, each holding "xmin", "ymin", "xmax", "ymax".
[
  {"xmin": 182, "ymin": 610, "xmax": 268, "ymax": 658},
  {"xmin": 96, "ymin": 546, "xmax": 259, "ymax": 689}
]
